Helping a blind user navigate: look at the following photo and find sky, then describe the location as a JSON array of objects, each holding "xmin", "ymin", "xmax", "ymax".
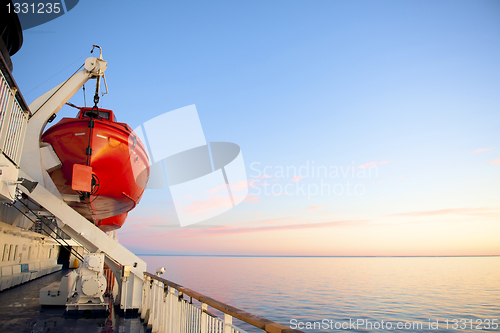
[{"xmin": 12, "ymin": 0, "xmax": 500, "ymax": 256}]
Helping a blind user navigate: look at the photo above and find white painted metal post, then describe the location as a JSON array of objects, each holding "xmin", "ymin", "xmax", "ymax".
[
  {"xmin": 146, "ymin": 280, "xmax": 155, "ymax": 330},
  {"xmin": 153, "ymin": 280, "xmax": 163, "ymax": 333},
  {"xmin": 178, "ymin": 292, "xmax": 185, "ymax": 333},
  {"xmin": 224, "ymin": 314, "xmax": 233, "ymax": 333},
  {"xmin": 158, "ymin": 286, "xmax": 166, "ymax": 333},
  {"xmin": 168, "ymin": 286, "xmax": 177, "ymax": 333},
  {"xmin": 122, "ymin": 277, "xmax": 128, "ymax": 312},
  {"xmin": 179, "ymin": 298, "xmax": 186, "ymax": 333},
  {"xmin": 139, "ymin": 275, "xmax": 146, "ymax": 316},
  {"xmin": 158, "ymin": 281, "xmax": 163, "ymax": 332},
  {"xmin": 200, "ymin": 302, "xmax": 208, "ymax": 333},
  {"xmin": 151, "ymin": 281, "xmax": 157, "ymax": 333},
  {"xmin": 141, "ymin": 276, "xmax": 150, "ymax": 321}
]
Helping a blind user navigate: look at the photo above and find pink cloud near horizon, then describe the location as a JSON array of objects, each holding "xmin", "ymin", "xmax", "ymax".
[
  {"xmin": 391, "ymin": 206, "xmax": 500, "ymax": 218},
  {"xmin": 180, "ymin": 196, "xmax": 233, "ymax": 216},
  {"xmin": 307, "ymin": 205, "xmax": 325, "ymax": 211},
  {"xmin": 169, "ymin": 219, "xmax": 370, "ymax": 238}
]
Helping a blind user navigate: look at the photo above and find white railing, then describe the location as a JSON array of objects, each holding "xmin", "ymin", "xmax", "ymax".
[
  {"xmin": 141, "ymin": 272, "xmax": 304, "ymax": 333},
  {"xmin": 0, "ymin": 66, "xmax": 30, "ymax": 166}
]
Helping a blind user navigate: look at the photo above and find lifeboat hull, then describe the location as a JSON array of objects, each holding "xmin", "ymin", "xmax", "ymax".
[{"xmin": 41, "ymin": 108, "xmax": 149, "ymax": 231}]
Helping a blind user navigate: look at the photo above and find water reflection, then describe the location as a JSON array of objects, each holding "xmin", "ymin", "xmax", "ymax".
[{"xmin": 140, "ymin": 256, "xmax": 499, "ymax": 332}]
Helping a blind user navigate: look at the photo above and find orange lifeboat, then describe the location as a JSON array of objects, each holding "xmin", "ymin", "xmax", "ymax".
[{"xmin": 41, "ymin": 106, "xmax": 149, "ymax": 231}]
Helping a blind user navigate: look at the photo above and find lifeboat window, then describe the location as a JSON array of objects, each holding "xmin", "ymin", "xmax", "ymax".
[{"xmin": 83, "ymin": 111, "xmax": 110, "ymax": 120}]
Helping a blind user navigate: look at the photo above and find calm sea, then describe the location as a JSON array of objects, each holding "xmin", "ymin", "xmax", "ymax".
[{"xmin": 139, "ymin": 256, "xmax": 500, "ymax": 333}]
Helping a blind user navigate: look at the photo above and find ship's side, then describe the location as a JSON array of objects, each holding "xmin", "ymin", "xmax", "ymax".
[{"xmin": 0, "ymin": 1, "xmax": 66, "ymax": 291}]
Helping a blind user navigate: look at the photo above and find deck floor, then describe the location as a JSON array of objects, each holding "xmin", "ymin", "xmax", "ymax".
[{"xmin": 0, "ymin": 269, "xmax": 145, "ymax": 333}]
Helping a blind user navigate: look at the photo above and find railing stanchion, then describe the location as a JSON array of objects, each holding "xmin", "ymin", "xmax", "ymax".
[
  {"xmin": 147, "ymin": 279, "xmax": 156, "ymax": 330},
  {"xmin": 153, "ymin": 280, "xmax": 162, "ymax": 333},
  {"xmin": 177, "ymin": 291, "xmax": 184, "ymax": 333},
  {"xmin": 142, "ymin": 271, "xmax": 304, "ymax": 333},
  {"xmin": 166, "ymin": 286, "xmax": 172, "ymax": 333},
  {"xmin": 200, "ymin": 302, "xmax": 208, "ymax": 333},
  {"xmin": 224, "ymin": 314, "xmax": 233, "ymax": 333},
  {"xmin": 141, "ymin": 276, "xmax": 150, "ymax": 322}
]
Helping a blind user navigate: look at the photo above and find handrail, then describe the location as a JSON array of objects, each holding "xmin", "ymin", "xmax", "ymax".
[
  {"xmin": 0, "ymin": 49, "xmax": 30, "ymax": 166},
  {"xmin": 0, "ymin": 50, "xmax": 30, "ymax": 116},
  {"xmin": 144, "ymin": 271, "xmax": 304, "ymax": 333}
]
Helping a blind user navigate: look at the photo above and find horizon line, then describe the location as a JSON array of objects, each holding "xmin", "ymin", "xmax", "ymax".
[{"xmin": 135, "ymin": 254, "xmax": 500, "ymax": 258}]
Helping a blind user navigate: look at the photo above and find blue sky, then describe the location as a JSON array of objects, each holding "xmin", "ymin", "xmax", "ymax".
[{"xmin": 13, "ymin": 0, "xmax": 500, "ymax": 255}]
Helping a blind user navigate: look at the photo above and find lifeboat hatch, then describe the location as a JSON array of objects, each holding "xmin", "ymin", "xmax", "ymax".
[{"xmin": 72, "ymin": 164, "xmax": 92, "ymax": 192}]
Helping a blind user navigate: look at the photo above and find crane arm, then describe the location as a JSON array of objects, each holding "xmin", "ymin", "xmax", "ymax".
[{"xmin": 20, "ymin": 57, "xmax": 107, "ymax": 187}]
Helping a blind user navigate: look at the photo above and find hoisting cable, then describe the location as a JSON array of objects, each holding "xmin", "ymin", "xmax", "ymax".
[
  {"xmin": 16, "ymin": 192, "xmax": 90, "ymax": 254},
  {"xmin": 11, "ymin": 196, "xmax": 85, "ymax": 262},
  {"xmin": 20, "ymin": 192, "xmax": 123, "ymax": 271},
  {"xmin": 83, "ymin": 84, "xmax": 86, "ymax": 107},
  {"xmin": 85, "ymin": 62, "xmax": 101, "ymax": 168},
  {"xmin": 25, "ymin": 51, "xmax": 89, "ymax": 97},
  {"xmin": 13, "ymin": 198, "xmax": 85, "ymax": 262},
  {"xmin": 30, "ymin": 64, "xmax": 84, "ymax": 117}
]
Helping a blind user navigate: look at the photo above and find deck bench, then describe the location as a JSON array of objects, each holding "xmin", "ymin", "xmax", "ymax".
[
  {"xmin": 11, "ymin": 264, "xmax": 30, "ymax": 287},
  {"xmin": 0, "ymin": 266, "xmax": 13, "ymax": 291}
]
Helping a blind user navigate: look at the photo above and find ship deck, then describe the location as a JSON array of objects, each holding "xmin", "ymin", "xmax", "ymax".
[{"xmin": 0, "ymin": 269, "xmax": 145, "ymax": 333}]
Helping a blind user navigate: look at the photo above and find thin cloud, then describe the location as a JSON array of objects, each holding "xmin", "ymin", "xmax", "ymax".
[
  {"xmin": 291, "ymin": 175, "xmax": 302, "ymax": 182},
  {"xmin": 272, "ymin": 192, "xmax": 292, "ymax": 197},
  {"xmin": 487, "ymin": 158, "xmax": 500, "ymax": 165},
  {"xmin": 471, "ymin": 148, "xmax": 495, "ymax": 154},
  {"xmin": 131, "ymin": 221, "xmax": 164, "ymax": 228},
  {"xmin": 252, "ymin": 217, "xmax": 292, "ymax": 225},
  {"xmin": 307, "ymin": 205, "xmax": 325, "ymax": 211},
  {"xmin": 207, "ymin": 183, "xmax": 227, "ymax": 194},
  {"xmin": 391, "ymin": 207, "xmax": 500, "ymax": 218},
  {"xmin": 180, "ymin": 196, "xmax": 232, "ymax": 216},
  {"xmin": 127, "ymin": 215, "xmax": 170, "ymax": 223},
  {"xmin": 244, "ymin": 195, "xmax": 259, "ymax": 202},
  {"xmin": 358, "ymin": 160, "xmax": 389, "ymax": 169},
  {"xmin": 177, "ymin": 219, "xmax": 370, "ymax": 238}
]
